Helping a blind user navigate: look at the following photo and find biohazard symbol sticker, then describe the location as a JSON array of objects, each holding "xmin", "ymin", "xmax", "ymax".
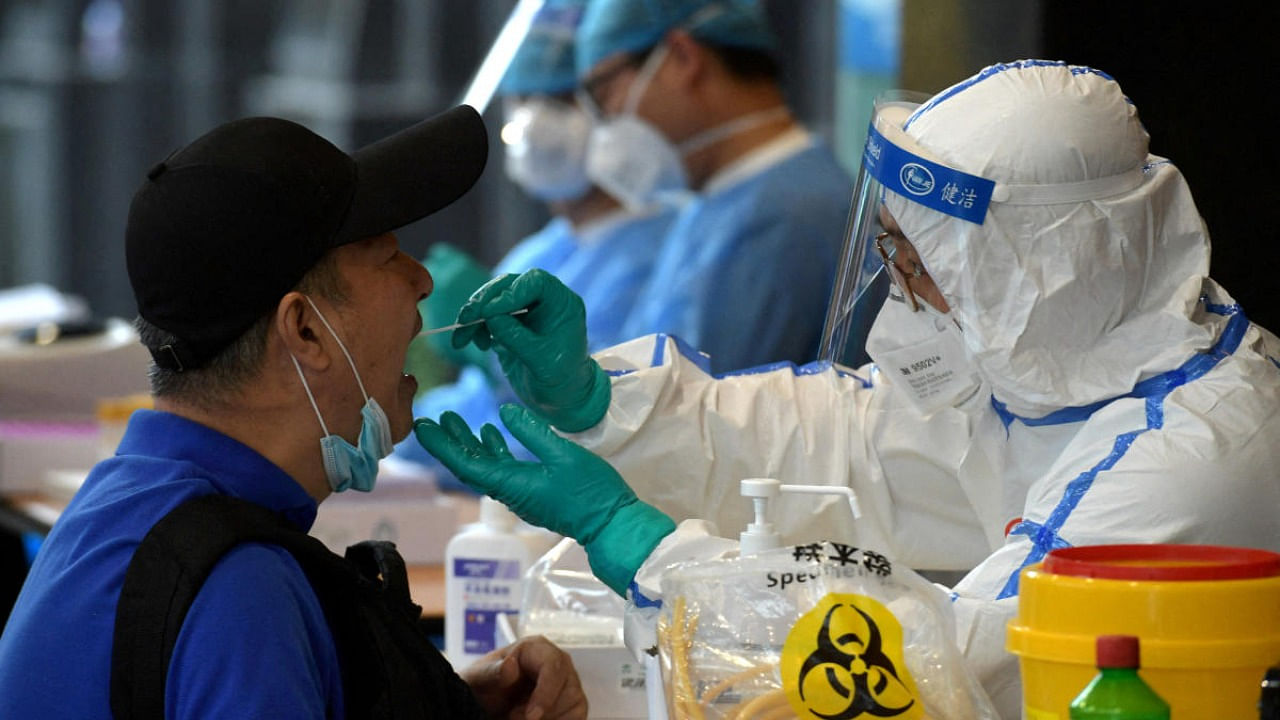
[{"xmin": 781, "ymin": 593, "xmax": 923, "ymax": 719}]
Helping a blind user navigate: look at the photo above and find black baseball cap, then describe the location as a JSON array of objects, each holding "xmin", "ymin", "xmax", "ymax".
[{"xmin": 126, "ymin": 105, "xmax": 488, "ymax": 372}]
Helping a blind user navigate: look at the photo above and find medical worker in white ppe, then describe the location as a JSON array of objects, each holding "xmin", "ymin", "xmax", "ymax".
[
  {"xmin": 415, "ymin": 60, "xmax": 1280, "ymax": 717},
  {"xmin": 574, "ymin": 0, "xmax": 852, "ymax": 372},
  {"xmin": 394, "ymin": 0, "xmax": 674, "ymax": 472}
]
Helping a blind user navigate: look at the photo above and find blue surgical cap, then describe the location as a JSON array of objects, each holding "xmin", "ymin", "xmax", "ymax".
[
  {"xmin": 499, "ymin": 0, "xmax": 588, "ymax": 96},
  {"xmin": 576, "ymin": 0, "xmax": 775, "ymax": 77}
]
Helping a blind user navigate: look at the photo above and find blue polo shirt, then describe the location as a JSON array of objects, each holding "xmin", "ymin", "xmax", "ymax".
[{"xmin": 0, "ymin": 410, "xmax": 345, "ymax": 719}]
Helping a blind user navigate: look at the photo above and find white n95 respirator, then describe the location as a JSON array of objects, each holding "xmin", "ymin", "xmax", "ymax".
[
  {"xmin": 502, "ymin": 97, "xmax": 593, "ymax": 203},
  {"xmin": 865, "ymin": 293, "xmax": 982, "ymax": 416}
]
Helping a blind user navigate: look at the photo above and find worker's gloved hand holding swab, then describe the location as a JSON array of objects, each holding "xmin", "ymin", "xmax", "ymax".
[
  {"xmin": 414, "ymin": 404, "xmax": 675, "ymax": 596},
  {"xmin": 447, "ymin": 269, "xmax": 611, "ymax": 433}
]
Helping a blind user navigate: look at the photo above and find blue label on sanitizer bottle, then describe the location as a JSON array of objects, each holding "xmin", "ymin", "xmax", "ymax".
[{"xmin": 454, "ymin": 557, "xmax": 523, "ymax": 655}]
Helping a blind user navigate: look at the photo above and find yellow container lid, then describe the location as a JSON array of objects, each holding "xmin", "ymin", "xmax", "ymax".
[{"xmin": 1008, "ymin": 544, "xmax": 1280, "ymax": 668}]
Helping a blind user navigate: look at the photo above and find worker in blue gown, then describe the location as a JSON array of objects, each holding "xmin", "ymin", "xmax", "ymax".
[
  {"xmin": 576, "ymin": 0, "xmax": 854, "ymax": 373},
  {"xmin": 393, "ymin": 0, "xmax": 674, "ymax": 472}
]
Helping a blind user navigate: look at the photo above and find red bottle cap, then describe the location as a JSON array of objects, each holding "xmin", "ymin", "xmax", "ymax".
[{"xmin": 1095, "ymin": 634, "xmax": 1140, "ymax": 669}]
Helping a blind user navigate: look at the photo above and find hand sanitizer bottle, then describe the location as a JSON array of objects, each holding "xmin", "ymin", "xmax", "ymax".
[{"xmin": 444, "ymin": 496, "xmax": 534, "ymax": 669}]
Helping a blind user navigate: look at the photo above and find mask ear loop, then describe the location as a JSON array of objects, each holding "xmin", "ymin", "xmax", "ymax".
[
  {"xmin": 291, "ymin": 354, "xmax": 331, "ymax": 438},
  {"xmin": 676, "ymin": 105, "xmax": 790, "ymax": 156},
  {"xmin": 575, "ymin": 87, "xmax": 604, "ymax": 122},
  {"xmin": 621, "ymin": 43, "xmax": 670, "ymax": 116},
  {"xmin": 303, "ymin": 296, "xmax": 371, "ymax": 404},
  {"xmin": 303, "ymin": 296, "xmax": 395, "ymax": 454}
]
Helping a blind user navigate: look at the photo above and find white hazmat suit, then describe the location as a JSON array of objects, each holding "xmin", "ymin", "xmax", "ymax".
[{"xmin": 560, "ymin": 61, "xmax": 1280, "ymax": 716}]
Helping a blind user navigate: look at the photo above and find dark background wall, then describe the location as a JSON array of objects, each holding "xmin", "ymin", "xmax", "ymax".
[
  {"xmin": 1, "ymin": 0, "xmax": 1275, "ymax": 332},
  {"xmin": 899, "ymin": 0, "xmax": 1279, "ymax": 331},
  {"xmin": 1040, "ymin": 1, "xmax": 1280, "ymax": 331}
]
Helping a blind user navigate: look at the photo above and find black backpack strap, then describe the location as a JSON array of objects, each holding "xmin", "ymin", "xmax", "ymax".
[
  {"xmin": 345, "ymin": 540, "xmax": 418, "ymax": 617},
  {"xmin": 111, "ymin": 494, "xmax": 487, "ymax": 720},
  {"xmin": 339, "ymin": 541, "xmax": 491, "ymax": 720},
  {"xmin": 110, "ymin": 494, "xmax": 316, "ymax": 719}
]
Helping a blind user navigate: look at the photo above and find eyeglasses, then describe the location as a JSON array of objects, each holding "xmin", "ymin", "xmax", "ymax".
[
  {"xmin": 580, "ymin": 58, "xmax": 638, "ymax": 110},
  {"xmin": 580, "ymin": 45, "xmax": 660, "ymax": 110},
  {"xmin": 874, "ymin": 231, "xmax": 925, "ymax": 312}
]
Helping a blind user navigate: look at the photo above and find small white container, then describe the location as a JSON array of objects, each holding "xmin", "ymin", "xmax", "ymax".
[{"xmin": 444, "ymin": 496, "xmax": 535, "ymax": 669}]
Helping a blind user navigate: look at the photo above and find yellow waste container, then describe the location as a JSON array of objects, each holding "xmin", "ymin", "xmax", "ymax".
[{"xmin": 1007, "ymin": 544, "xmax": 1280, "ymax": 719}]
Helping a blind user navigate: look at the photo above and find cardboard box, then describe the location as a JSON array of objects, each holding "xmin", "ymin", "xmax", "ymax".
[{"xmin": 496, "ymin": 612, "xmax": 649, "ymax": 719}]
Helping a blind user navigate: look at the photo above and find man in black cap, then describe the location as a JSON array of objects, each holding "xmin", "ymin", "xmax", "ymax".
[{"xmin": 0, "ymin": 107, "xmax": 587, "ymax": 719}]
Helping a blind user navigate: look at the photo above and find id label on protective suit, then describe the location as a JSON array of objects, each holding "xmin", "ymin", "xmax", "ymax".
[
  {"xmin": 781, "ymin": 593, "xmax": 923, "ymax": 719},
  {"xmin": 875, "ymin": 331, "xmax": 973, "ymax": 415}
]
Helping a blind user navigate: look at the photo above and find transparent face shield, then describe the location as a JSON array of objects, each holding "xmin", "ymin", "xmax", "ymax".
[{"xmin": 817, "ymin": 91, "xmax": 999, "ymax": 370}]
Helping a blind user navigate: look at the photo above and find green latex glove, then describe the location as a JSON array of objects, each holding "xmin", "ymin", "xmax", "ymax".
[
  {"xmin": 414, "ymin": 404, "xmax": 675, "ymax": 595},
  {"xmin": 421, "ymin": 243, "xmax": 491, "ymax": 370},
  {"xmin": 451, "ymin": 269, "xmax": 610, "ymax": 433}
]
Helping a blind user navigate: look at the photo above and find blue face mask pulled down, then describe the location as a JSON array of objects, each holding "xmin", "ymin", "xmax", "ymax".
[{"xmin": 291, "ymin": 297, "xmax": 394, "ymax": 493}]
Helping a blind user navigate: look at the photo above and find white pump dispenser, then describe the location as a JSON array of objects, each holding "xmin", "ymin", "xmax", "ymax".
[{"xmin": 738, "ymin": 478, "xmax": 862, "ymax": 556}]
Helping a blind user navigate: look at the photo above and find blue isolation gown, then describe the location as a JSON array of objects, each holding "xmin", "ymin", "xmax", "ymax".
[{"xmin": 620, "ymin": 127, "xmax": 853, "ymax": 374}]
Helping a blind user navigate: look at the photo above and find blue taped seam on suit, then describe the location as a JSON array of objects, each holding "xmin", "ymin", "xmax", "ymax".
[
  {"xmin": 992, "ymin": 297, "xmax": 1247, "ymax": 429},
  {"xmin": 992, "ymin": 303, "xmax": 1247, "ymax": 599},
  {"xmin": 672, "ymin": 335, "xmax": 713, "ymax": 373},
  {"xmin": 650, "ymin": 333, "xmax": 667, "ymax": 368},
  {"xmin": 995, "ymin": 418, "xmax": 1148, "ymax": 600},
  {"xmin": 1007, "ymin": 519, "xmax": 1073, "ymax": 554},
  {"xmin": 600, "ymin": 335, "xmax": 670, "ymax": 379},
  {"xmin": 716, "ymin": 358, "xmax": 870, "ymax": 385}
]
